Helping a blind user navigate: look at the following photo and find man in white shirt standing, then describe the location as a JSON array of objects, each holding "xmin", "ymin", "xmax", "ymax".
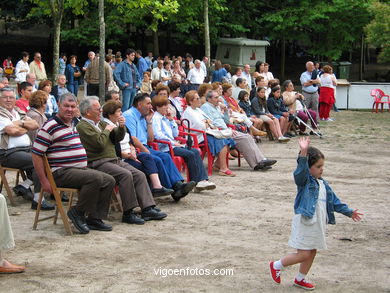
[
  {"xmin": 241, "ymin": 64, "xmax": 252, "ymax": 90},
  {"xmin": 300, "ymin": 61, "xmax": 320, "ymax": 116},
  {"xmin": 151, "ymin": 60, "xmax": 163, "ymax": 82},
  {"xmin": 187, "ymin": 60, "xmax": 205, "ymax": 91}
]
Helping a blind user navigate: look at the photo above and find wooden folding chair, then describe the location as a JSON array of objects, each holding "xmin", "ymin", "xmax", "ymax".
[
  {"xmin": 110, "ymin": 186, "xmax": 123, "ymax": 213},
  {"xmin": 32, "ymin": 156, "xmax": 79, "ymax": 235},
  {"xmin": 0, "ymin": 165, "xmax": 27, "ymax": 206}
]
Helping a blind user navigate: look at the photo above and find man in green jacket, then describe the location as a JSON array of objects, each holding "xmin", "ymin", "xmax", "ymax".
[{"xmin": 77, "ymin": 96, "xmax": 167, "ymax": 225}]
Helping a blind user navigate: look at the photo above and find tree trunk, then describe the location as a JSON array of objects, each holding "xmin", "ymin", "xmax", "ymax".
[
  {"xmin": 359, "ymin": 34, "xmax": 364, "ymax": 80},
  {"xmin": 99, "ymin": 0, "xmax": 106, "ymax": 103},
  {"xmin": 49, "ymin": 0, "xmax": 64, "ymax": 81},
  {"xmin": 203, "ymin": 0, "xmax": 210, "ymax": 64},
  {"xmin": 280, "ymin": 37, "xmax": 286, "ymax": 81},
  {"xmin": 153, "ymin": 30, "xmax": 159, "ymax": 57}
]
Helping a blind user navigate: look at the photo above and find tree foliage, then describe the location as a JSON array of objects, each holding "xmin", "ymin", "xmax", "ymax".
[{"xmin": 365, "ymin": 1, "xmax": 390, "ymax": 63}]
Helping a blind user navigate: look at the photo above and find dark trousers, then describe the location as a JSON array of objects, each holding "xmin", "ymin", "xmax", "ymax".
[
  {"xmin": 0, "ymin": 150, "xmax": 41, "ymax": 192},
  {"xmin": 144, "ymin": 147, "xmax": 183, "ymax": 188},
  {"xmin": 172, "ymin": 147, "xmax": 208, "ymax": 183},
  {"xmin": 87, "ymin": 83, "xmax": 99, "ymax": 96},
  {"xmin": 53, "ymin": 167, "xmax": 115, "ymax": 219},
  {"xmin": 89, "ymin": 158, "xmax": 155, "ymax": 211}
]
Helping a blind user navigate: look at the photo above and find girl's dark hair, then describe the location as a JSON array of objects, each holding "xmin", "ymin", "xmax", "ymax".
[
  {"xmin": 307, "ymin": 146, "xmax": 325, "ymax": 168},
  {"xmin": 268, "ymin": 86, "xmax": 281, "ymax": 98},
  {"xmin": 238, "ymin": 90, "xmax": 248, "ymax": 101}
]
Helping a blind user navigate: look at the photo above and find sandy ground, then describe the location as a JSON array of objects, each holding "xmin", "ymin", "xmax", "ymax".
[{"xmin": 1, "ymin": 110, "xmax": 390, "ymax": 293}]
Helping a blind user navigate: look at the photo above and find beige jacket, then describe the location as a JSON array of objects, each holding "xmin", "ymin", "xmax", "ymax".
[
  {"xmin": 29, "ymin": 61, "xmax": 47, "ymax": 81},
  {"xmin": 84, "ymin": 58, "xmax": 112, "ymax": 85}
]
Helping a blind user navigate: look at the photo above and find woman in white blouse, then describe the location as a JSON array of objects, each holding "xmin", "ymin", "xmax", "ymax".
[
  {"xmin": 152, "ymin": 94, "xmax": 217, "ymax": 191},
  {"xmin": 15, "ymin": 52, "xmax": 30, "ymax": 94},
  {"xmin": 181, "ymin": 90, "xmax": 236, "ymax": 177}
]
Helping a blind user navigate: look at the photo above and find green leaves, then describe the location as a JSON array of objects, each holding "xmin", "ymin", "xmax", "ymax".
[{"xmin": 365, "ymin": 1, "xmax": 390, "ymax": 63}]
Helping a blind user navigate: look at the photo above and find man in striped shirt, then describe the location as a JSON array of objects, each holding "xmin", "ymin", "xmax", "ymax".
[{"xmin": 32, "ymin": 93, "xmax": 116, "ymax": 234}]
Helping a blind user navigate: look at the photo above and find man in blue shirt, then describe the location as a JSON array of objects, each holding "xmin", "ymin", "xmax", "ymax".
[
  {"xmin": 136, "ymin": 50, "xmax": 149, "ymax": 80},
  {"xmin": 123, "ymin": 93, "xmax": 196, "ymax": 201},
  {"xmin": 300, "ymin": 61, "xmax": 320, "ymax": 115},
  {"xmin": 113, "ymin": 48, "xmax": 141, "ymax": 112}
]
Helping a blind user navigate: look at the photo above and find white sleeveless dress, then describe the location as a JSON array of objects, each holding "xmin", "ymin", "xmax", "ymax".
[{"xmin": 288, "ymin": 179, "xmax": 328, "ymax": 250}]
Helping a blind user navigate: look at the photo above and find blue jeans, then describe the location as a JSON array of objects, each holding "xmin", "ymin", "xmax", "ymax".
[
  {"xmin": 143, "ymin": 147, "xmax": 183, "ymax": 188},
  {"xmin": 67, "ymin": 83, "xmax": 79, "ymax": 97},
  {"xmin": 173, "ymin": 147, "xmax": 208, "ymax": 183},
  {"xmin": 124, "ymin": 152, "xmax": 158, "ymax": 176},
  {"xmin": 122, "ymin": 88, "xmax": 137, "ymax": 112}
]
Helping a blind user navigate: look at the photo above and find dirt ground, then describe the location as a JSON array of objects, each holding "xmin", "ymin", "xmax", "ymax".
[{"xmin": 1, "ymin": 110, "xmax": 390, "ymax": 293}]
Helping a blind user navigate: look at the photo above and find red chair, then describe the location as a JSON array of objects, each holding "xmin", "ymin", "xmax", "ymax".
[
  {"xmin": 148, "ymin": 138, "xmax": 192, "ymax": 182},
  {"xmin": 181, "ymin": 125, "xmax": 240, "ymax": 176},
  {"xmin": 371, "ymin": 89, "xmax": 390, "ymax": 113}
]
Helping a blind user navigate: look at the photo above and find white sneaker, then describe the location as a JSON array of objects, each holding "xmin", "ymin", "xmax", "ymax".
[
  {"xmin": 278, "ymin": 136, "xmax": 290, "ymax": 142},
  {"xmin": 326, "ymin": 118, "xmax": 335, "ymax": 122},
  {"xmin": 195, "ymin": 180, "xmax": 216, "ymax": 191}
]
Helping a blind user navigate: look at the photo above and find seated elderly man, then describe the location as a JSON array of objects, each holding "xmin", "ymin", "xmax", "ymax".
[
  {"xmin": 50, "ymin": 74, "xmax": 69, "ymax": 101},
  {"xmin": 32, "ymin": 93, "xmax": 116, "ymax": 234},
  {"xmin": 0, "ymin": 87, "xmax": 55, "ymax": 209},
  {"xmin": 123, "ymin": 93, "xmax": 196, "ymax": 201},
  {"xmin": 77, "ymin": 96, "xmax": 167, "ymax": 225},
  {"xmin": 201, "ymin": 90, "xmax": 277, "ymax": 171},
  {"xmin": 0, "ymin": 193, "xmax": 26, "ymax": 273}
]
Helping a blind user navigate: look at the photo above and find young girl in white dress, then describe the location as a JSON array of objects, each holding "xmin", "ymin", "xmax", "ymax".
[{"xmin": 269, "ymin": 137, "xmax": 363, "ymax": 290}]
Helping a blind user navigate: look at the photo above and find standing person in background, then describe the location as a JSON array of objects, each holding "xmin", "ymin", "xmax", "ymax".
[
  {"xmin": 201, "ymin": 56, "xmax": 209, "ymax": 80},
  {"xmin": 113, "ymin": 48, "xmax": 141, "ymax": 112},
  {"xmin": 318, "ymin": 65, "xmax": 337, "ymax": 121},
  {"xmin": 85, "ymin": 54, "xmax": 112, "ymax": 97},
  {"xmin": 15, "ymin": 52, "xmax": 30, "ymax": 96},
  {"xmin": 29, "ymin": 52, "xmax": 47, "ymax": 86},
  {"xmin": 136, "ymin": 50, "xmax": 149, "ymax": 80},
  {"xmin": 151, "ymin": 59, "xmax": 163, "ymax": 82},
  {"xmin": 144, "ymin": 51, "xmax": 153, "ymax": 69},
  {"xmin": 211, "ymin": 60, "xmax": 227, "ymax": 83},
  {"xmin": 187, "ymin": 60, "xmax": 204, "ymax": 91},
  {"xmin": 300, "ymin": 61, "xmax": 320, "ymax": 116},
  {"xmin": 231, "ymin": 67, "xmax": 243, "ymax": 88},
  {"xmin": 58, "ymin": 53, "xmax": 67, "ymax": 75},
  {"xmin": 242, "ymin": 64, "xmax": 252, "ymax": 90},
  {"xmin": 82, "ymin": 51, "xmax": 95, "ymax": 98},
  {"xmin": 65, "ymin": 55, "xmax": 81, "ymax": 97}
]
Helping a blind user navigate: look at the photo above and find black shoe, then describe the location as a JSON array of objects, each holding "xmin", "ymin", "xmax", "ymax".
[
  {"xmin": 50, "ymin": 194, "xmax": 69, "ymax": 202},
  {"xmin": 141, "ymin": 207, "xmax": 167, "ymax": 221},
  {"xmin": 172, "ymin": 181, "xmax": 196, "ymax": 202},
  {"xmin": 86, "ymin": 218, "xmax": 112, "ymax": 231},
  {"xmin": 31, "ymin": 200, "xmax": 55, "ymax": 211},
  {"xmin": 254, "ymin": 159, "xmax": 277, "ymax": 170},
  {"xmin": 67, "ymin": 207, "xmax": 90, "ymax": 234},
  {"xmin": 122, "ymin": 211, "xmax": 145, "ymax": 225},
  {"xmin": 152, "ymin": 187, "xmax": 174, "ymax": 197},
  {"xmin": 13, "ymin": 185, "xmax": 33, "ymax": 201},
  {"xmin": 254, "ymin": 165, "xmax": 272, "ymax": 171}
]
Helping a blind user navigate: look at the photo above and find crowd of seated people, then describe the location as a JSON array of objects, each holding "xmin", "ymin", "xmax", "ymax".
[{"xmin": 0, "ymin": 49, "xmax": 330, "ymax": 265}]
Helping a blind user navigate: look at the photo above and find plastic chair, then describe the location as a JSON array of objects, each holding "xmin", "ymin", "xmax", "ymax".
[
  {"xmin": 371, "ymin": 89, "xmax": 389, "ymax": 113},
  {"xmin": 181, "ymin": 124, "xmax": 240, "ymax": 175}
]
